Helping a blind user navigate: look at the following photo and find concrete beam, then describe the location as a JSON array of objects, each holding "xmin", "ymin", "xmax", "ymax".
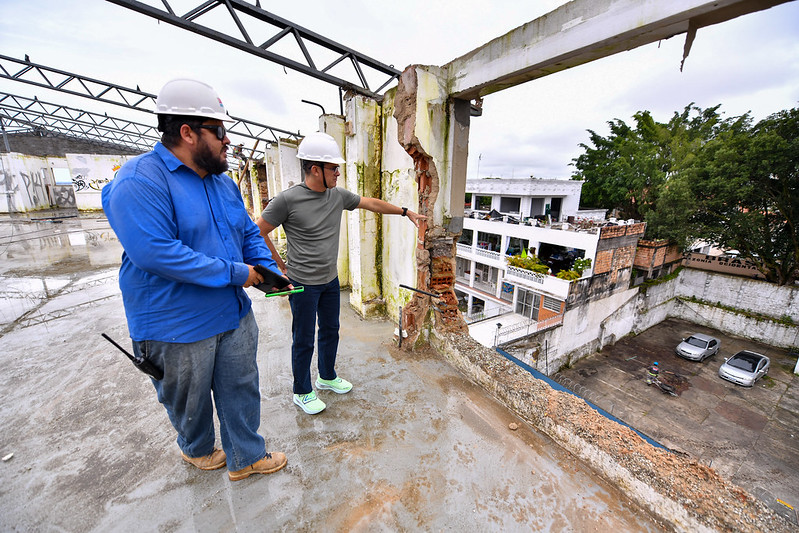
[{"xmin": 445, "ymin": 0, "xmax": 793, "ymax": 99}]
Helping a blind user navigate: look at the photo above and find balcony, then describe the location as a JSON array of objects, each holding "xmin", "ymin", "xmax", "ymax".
[
  {"xmin": 457, "ymin": 242, "xmax": 504, "ymax": 268},
  {"xmin": 504, "ymin": 266, "xmax": 572, "ymax": 299},
  {"xmin": 496, "ymin": 313, "xmax": 564, "ymax": 345},
  {"xmin": 473, "ymin": 278, "xmax": 497, "ymax": 294}
]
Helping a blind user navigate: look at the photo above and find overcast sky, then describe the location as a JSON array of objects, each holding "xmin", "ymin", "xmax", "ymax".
[{"xmin": 1, "ymin": 1, "xmax": 798, "ymax": 180}]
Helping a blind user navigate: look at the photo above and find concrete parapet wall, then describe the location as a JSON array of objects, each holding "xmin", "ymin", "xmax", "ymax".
[
  {"xmin": 670, "ymin": 298, "xmax": 799, "ymax": 349},
  {"xmin": 676, "ymin": 268, "xmax": 799, "ymax": 323},
  {"xmin": 429, "ymin": 330, "xmax": 790, "ymax": 533},
  {"xmin": 633, "ymin": 269, "xmax": 798, "ymax": 349},
  {"xmin": 516, "ymin": 266, "xmax": 798, "ymax": 374}
]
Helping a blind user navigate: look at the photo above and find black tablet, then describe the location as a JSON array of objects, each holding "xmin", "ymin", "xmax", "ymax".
[{"xmin": 253, "ymin": 264, "xmax": 291, "ymax": 293}]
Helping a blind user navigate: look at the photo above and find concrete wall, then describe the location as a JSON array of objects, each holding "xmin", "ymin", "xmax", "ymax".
[
  {"xmin": 510, "ymin": 266, "xmax": 798, "ymax": 374},
  {"xmin": 379, "ymin": 88, "xmax": 420, "ymax": 320},
  {"xmin": 675, "ymin": 268, "xmax": 799, "ymax": 322},
  {"xmin": 553, "ymin": 287, "xmax": 641, "ymax": 370},
  {"xmin": 66, "ymin": 154, "xmax": 131, "ymax": 210},
  {"xmin": 657, "ymin": 269, "xmax": 799, "ymax": 348},
  {"xmin": 1, "ymin": 152, "xmax": 56, "ymax": 212},
  {"xmin": 341, "ymin": 99, "xmax": 382, "ymax": 315},
  {"xmin": 0, "ymin": 152, "xmax": 131, "ymax": 212}
]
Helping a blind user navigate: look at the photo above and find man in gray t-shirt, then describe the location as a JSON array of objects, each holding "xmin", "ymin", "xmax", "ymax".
[{"xmin": 256, "ymin": 132, "xmax": 424, "ymax": 415}]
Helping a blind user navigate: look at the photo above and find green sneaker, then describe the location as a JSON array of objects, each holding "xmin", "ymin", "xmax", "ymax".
[
  {"xmin": 293, "ymin": 391, "xmax": 326, "ymax": 414},
  {"xmin": 315, "ymin": 376, "xmax": 353, "ymax": 394}
]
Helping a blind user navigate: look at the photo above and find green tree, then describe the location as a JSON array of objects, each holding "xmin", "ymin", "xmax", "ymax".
[
  {"xmin": 572, "ymin": 104, "xmax": 729, "ymax": 241},
  {"xmin": 687, "ymin": 108, "xmax": 799, "ymax": 285}
]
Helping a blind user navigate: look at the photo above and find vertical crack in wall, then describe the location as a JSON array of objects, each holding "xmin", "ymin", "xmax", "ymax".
[{"xmin": 394, "ymin": 67, "xmax": 467, "ymax": 347}]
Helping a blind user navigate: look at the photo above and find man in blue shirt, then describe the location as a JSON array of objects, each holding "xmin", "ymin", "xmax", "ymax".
[{"xmin": 102, "ymin": 78, "xmax": 287, "ymax": 481}]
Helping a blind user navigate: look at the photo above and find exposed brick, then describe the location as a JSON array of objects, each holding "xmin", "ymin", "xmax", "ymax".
[{"xmin": 594, "ymin": 250, "xmax": 613, "ymax": 274}]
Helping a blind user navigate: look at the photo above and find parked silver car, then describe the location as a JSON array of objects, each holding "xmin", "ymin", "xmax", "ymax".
[
  {"xmin": 675, "ymin": 333, "xmax": 720, "ymax": 361},
  {"xmin": 718, "ymin": 350, "xmax": 770, "ymax": 387}
]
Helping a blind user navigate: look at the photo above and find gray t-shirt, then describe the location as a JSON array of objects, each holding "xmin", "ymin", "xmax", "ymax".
[{"xmin": 261, "ymin": 183, "xmax": 360, "ymax": 285}]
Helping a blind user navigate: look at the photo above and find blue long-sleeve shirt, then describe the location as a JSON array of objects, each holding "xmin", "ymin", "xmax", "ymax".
[{"xmin": 102, "ymin": 142, "xmax": 279, "ymax": 343}]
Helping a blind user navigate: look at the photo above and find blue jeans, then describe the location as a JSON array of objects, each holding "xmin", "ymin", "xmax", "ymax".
[
  {"xmin": 289, "ymin": 276, "xmax": 340, "ymax": 394},
  {"xmin": 132, "ymin": 311, "xmax": 265, "ymax": 471}
]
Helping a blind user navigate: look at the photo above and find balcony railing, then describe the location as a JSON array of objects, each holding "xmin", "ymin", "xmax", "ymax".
[
  {"xmin": 504, "ymin": 266, "xmax": 572, "ymax": 299},
  {"xmin": 465, "ymin": 305, "xmax": 513, "ymax": 324},
  {"xmin": 475, "ymin": 248, "xmax": 501, "ymax": 261},
  {"xmin": 496, "ymin": 313, "xmax": 564, "ymax": 345},
  {"xmin": 506, "ymin": 265, "xmax": 547, "ymax": 285}
]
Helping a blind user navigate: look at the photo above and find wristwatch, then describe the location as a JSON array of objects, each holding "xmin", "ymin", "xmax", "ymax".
[{"xmin": 401, "ymin": 207, "xmax": 408, "ymax": 217}]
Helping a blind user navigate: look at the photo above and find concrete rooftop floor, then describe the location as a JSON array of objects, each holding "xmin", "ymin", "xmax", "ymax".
[{"xmin": 0, "ymin": 211, "xmax": 665, "ymax": 531}]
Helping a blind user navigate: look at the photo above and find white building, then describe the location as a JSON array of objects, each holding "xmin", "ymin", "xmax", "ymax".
[
  {"xmin": 457, "ymin": 178, "xmax": 610, "ymax": 346},
  {"xmin": 464, "ymin": 177, "xmax": 606, "ymax": 224}
]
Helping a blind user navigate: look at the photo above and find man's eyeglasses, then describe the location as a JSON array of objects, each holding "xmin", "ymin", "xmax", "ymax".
[
  {"xmin": 195, "ymin": 124, "xmax": 226, "ymax": 140},
  {"xmin": 321, "ymin": 164, "xmax": 340, "ymax": 173}
]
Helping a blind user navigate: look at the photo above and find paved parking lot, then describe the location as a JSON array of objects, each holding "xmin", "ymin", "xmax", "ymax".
[{"xmin": 555, "ymin": 318, "xmax": 799, "ymax": 524}]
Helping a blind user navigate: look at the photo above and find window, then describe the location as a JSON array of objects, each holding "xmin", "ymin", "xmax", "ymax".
[
  {"xmin": 516, "ymin": 288, "xmax": 540, "ymax": 320},
  {"xmin": 455, "ymin": 257, "xmax": 470, "ymax": 280},
  {"xmin": 499, "ymin": 196, "xmax": 520, "ymax": 213},
  {"xmin": 530, "ymin": 198, "xmax": 544, "ymax": 217},
  {"xmin": 458, "ymin": 228, "xmax": 473, "ymax": 246},
  {"xmin": 476, "ymin": 195, "xmax": 492, "ymax": 210},
  {"xmin": 476, "ymin": 231, "xmax": 501, "ymax": 252},
  {"xmin": 52, "ymin": 168, "xmax": 72, "ymax": 185},
  {"xmin": 500, "ymin": 282, "xmax": 514, "ymax": 302},
  {"xmin": 543, "ymin": 296, "xmax": 562, "ymax": 313},
  {"xmin": 464, "ymin": 192, "xmax": 472, "ymax": 208},
  {"xmin": 475, "ymin": 263, "xmax": 498, "ymax": 284},
  {"xmin": 505, "ymin": 237, "xmax": 529, "ymax": 256}
]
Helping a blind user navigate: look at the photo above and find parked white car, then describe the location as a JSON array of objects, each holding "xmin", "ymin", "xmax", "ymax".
[
  {"xmin": 675, "ymin": 333, "xmax": 720, "ymax": 362},
  {"xmin": 718, "ymin": 350, "xmax": 770, "ymax": 387}
]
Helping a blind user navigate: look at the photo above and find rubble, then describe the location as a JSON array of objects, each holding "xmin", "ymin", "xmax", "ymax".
[{"xmin": 432, "ymin": 331, "xmax": 794, "ymax": 533}]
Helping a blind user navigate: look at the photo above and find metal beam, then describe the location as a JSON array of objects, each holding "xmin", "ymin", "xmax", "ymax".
[
  {"xmin": 0, "ymin": 91, "xmax": 267, "ymax": 162},
  {"xmin": 103, "ymin": 0, "xmax": 402, "ymax": 99},
  {"xmin": 0, "ymin": 93, "xmax": 158, "ymax": 154},
  {"xmin": 0, "ymin": 54, "xmax": 302, "ymax": 146},
  {"xmin": 0, "ymin": 92, "xmax": 159, "ymax": 139},
  {"xmin": 0, "ymin": 113, "xmax": 152, "ymax": 155}
]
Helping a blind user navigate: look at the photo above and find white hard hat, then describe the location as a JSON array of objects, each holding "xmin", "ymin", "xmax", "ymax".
[
  {"xmin": 155, "ymin": 78, "xmax": 233, "ymax": 122},
  {"xmin": 296, "ymin": 131, "xmax": 346, "ymax": 164}
]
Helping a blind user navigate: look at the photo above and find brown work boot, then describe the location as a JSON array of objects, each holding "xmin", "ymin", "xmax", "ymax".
[
  {"xmin": 181, "ymin": 448, "xmax": 227, "ymax": 471},
  {"xmin": 228, "ymin": 452, "xmax": 287, "ymax": 481}
]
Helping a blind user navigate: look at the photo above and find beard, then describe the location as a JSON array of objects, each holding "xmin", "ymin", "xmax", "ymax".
[{"xmin": 193, "ymin": 137, "xmax": 229, "ymax": 175}]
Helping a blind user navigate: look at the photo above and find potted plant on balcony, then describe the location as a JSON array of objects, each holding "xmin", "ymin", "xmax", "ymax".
[
  {"xmin": 555, "ymin": 258, "xmax": 593, "ymax": 280},
  {"xmin": 506, "ymin": 253, "xmax": 550, "ymax": 274},
  {"xmin": 573, "ymin": 258, "xmax": 592, "ymax": 276}
]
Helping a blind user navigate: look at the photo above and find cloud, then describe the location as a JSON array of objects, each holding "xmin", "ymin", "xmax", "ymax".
[{"xmin": 1, "ymin": 0, "xmax": 797, "ymax": 181}]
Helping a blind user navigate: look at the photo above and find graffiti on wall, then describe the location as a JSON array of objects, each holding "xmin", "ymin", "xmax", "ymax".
[
  {"xmin": 20, "ymin": 170, "xmax": 48, "ymax": 207},
  {"xmin": 683, "ymin": 253, "xmax": 766, "ymax": 280},
  {"xmin": 1, "ymin": 167, "xmax": 21, "ymax": 212},
  {"xmin": 52, "ymin": 186, "xmax": 76, "ymax": 208},
  {"xmin": 72, "ymin": 164, "xmax": 120, "ymax": 192},
  {"xmin": 72, "ymin": 175, "xmax": 111, "ymax": 191}
]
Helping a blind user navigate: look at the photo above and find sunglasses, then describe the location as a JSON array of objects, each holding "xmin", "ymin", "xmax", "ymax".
[{"xmin": 195, "ymin": 124, "xmax": 226, "ymax": 140}]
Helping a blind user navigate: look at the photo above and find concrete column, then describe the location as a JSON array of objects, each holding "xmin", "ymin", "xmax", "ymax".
[
  {"xmin": 339, "ymin": 97, "xmax": 384, "ymax": 317},
  {"xmin": 254, "ymin": 160, "xmax": 268, "ymax": 214},
  {"xmin": 314, "ymin": 114, "xmax": 353, "ymax": 297},
  {"xmin": 391, "ymin": 63, "xmax": 471, "ymax": 344},
  {"xmin": 468, "ymin": 259, "xmax": 476, "ymax": 288}
]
